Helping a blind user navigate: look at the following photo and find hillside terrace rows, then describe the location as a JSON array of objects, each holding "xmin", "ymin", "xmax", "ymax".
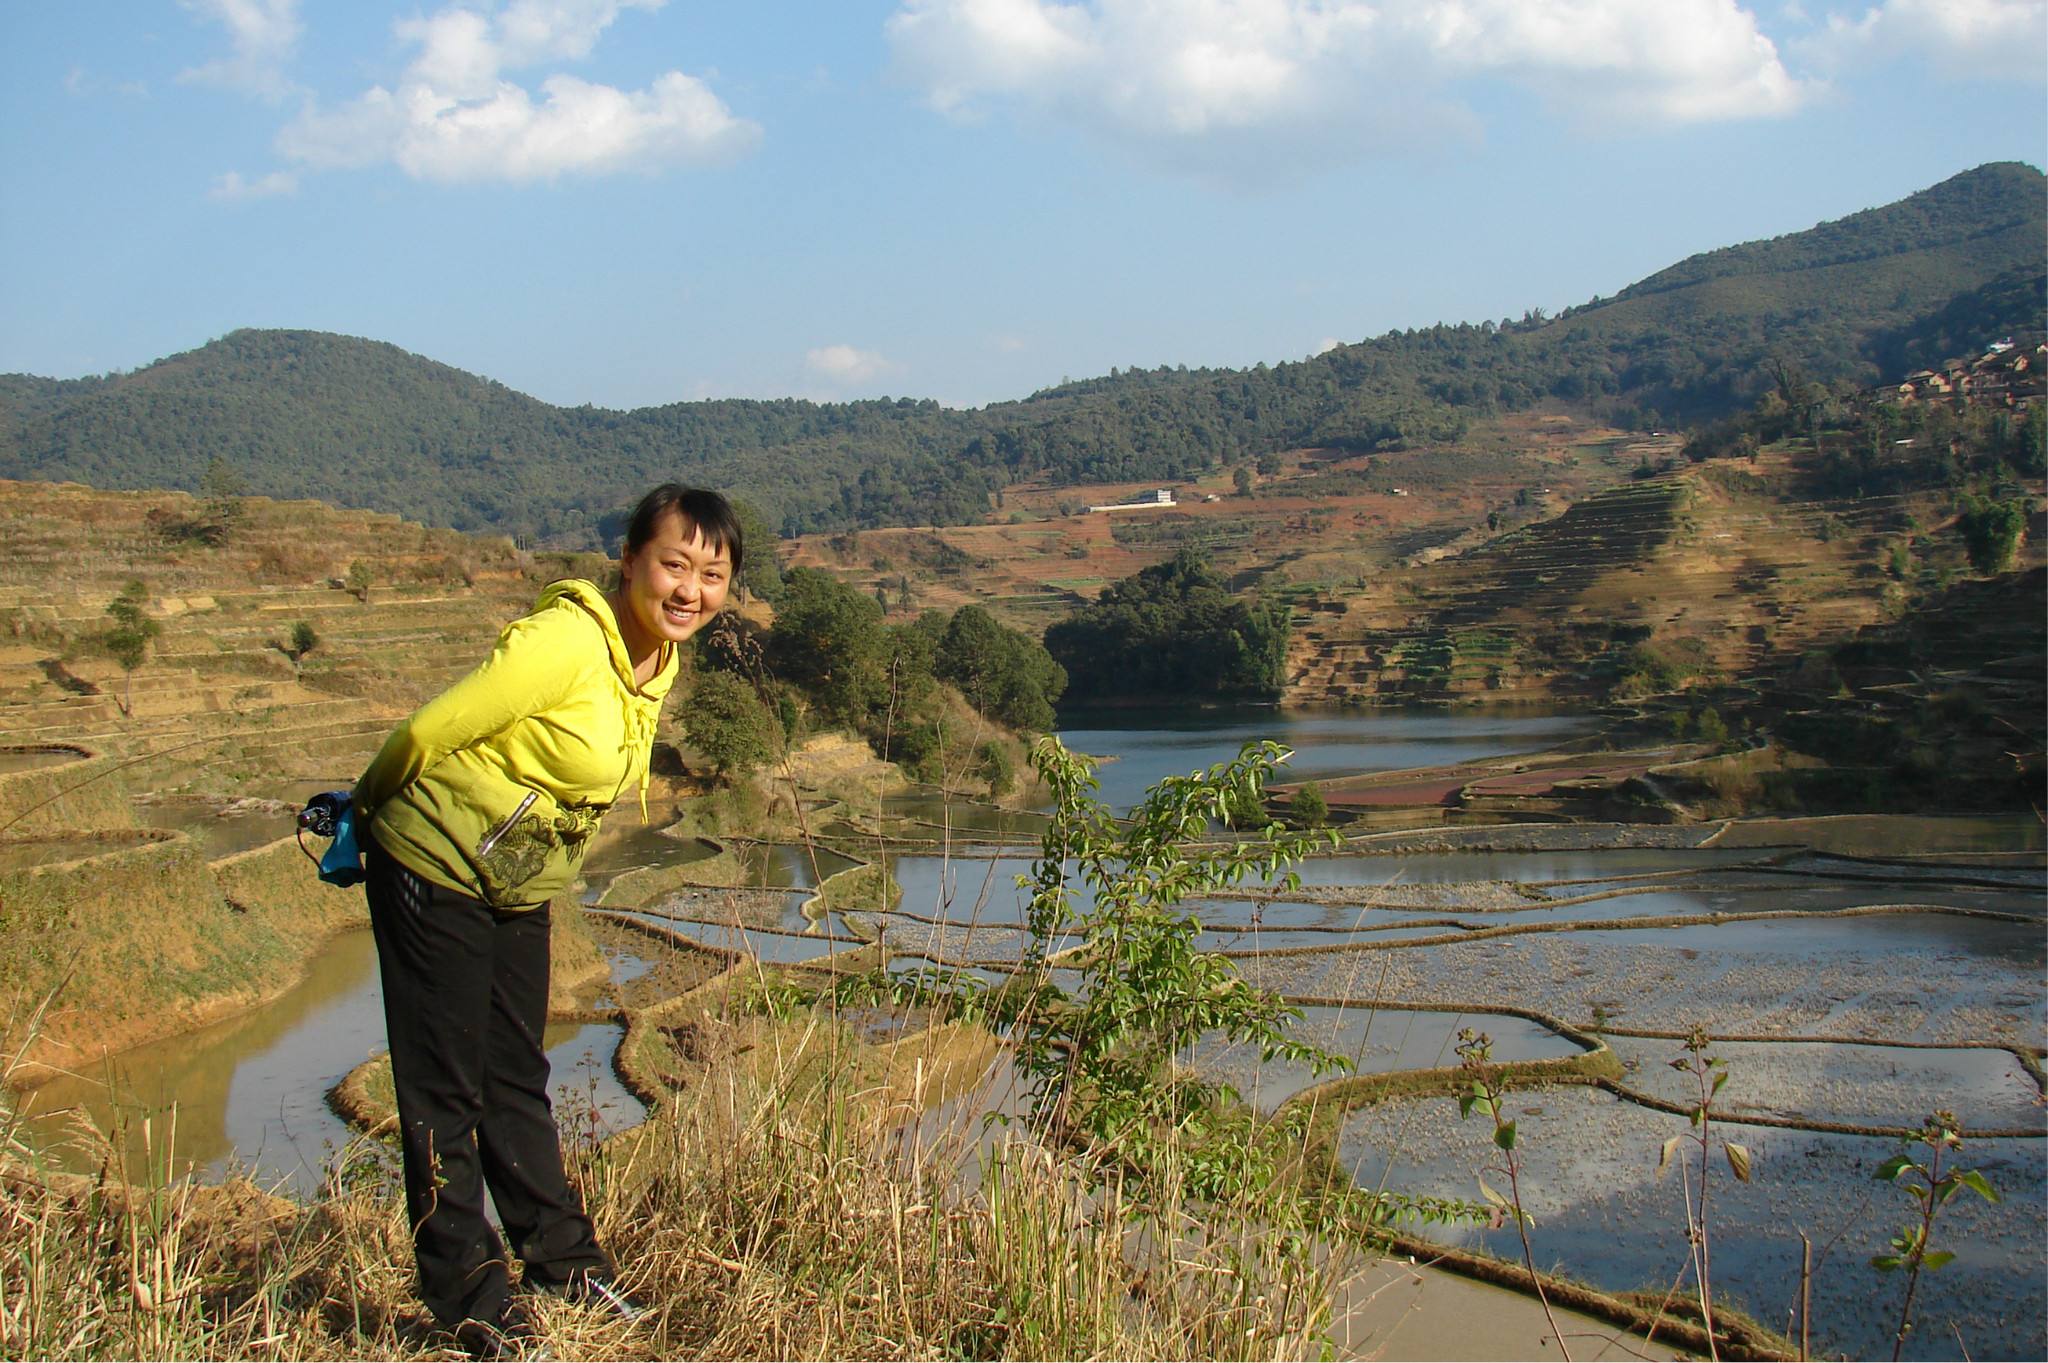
[
  {"xmin": 0, "ymin": 483, "xmax": 547, "ymax": 800},
  {"xmin": 1281, "ymin": 473, "xmax": 1957, "ymax": 705},
  {"xmin": 1283, "ymin": 480, "xmax": 1688, "ymax": 701}
]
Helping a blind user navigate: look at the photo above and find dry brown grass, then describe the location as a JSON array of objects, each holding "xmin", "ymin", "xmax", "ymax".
[{"xmin": 2, "ymin": 997, "xmax": 1367, "ymax": 1361}]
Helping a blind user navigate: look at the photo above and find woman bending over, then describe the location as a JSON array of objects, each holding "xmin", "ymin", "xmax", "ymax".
[{"xmin": 352, "ymin": 484, "xmax": 738, "ymax": 1353}]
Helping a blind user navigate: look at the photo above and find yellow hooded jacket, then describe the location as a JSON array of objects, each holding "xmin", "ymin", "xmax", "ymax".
[{"xmin": 354, "ymin": 579, "xmax": 676, "ymax": 909}]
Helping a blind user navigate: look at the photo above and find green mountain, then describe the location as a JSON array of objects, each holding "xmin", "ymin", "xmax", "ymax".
[{"xmin": 2, "ymin": 163, "xmax": 2039, "ymax": 545}]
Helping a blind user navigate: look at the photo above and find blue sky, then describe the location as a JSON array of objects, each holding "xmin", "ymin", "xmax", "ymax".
[{"xmin": 3, "ymin": 1, "xmax": 2042, "ymax": 411}]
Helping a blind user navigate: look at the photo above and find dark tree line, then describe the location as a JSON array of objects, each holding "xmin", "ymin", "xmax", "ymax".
[{"xmin": 3, "ymin": 165, "xmax": 2038, "ymax": 545}]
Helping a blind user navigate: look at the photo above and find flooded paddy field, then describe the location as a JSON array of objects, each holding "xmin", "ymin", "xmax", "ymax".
[
  {"xmin": 132, "ymin": 795, "xmax": 297, "ymax": 859},
  {"xmin": 841, "ymin": 821, "xmax": 2044, "ymax": 1357},
  {"xmin": 1339, "ymin": 1085, "xmax": 2044, "ymax": 1361},
  {"xmin": 14, "ymin": 928, "xmax": 638, "ymax": 1195},
  {"xmin": 1246, "ymin": 908, "xmax": 2043, "ymax": 1047},
  {"xmin": 1601, "ymin": 1035, "xmax": 2042, "ymax": 1131},
  {"xmin": 0, "ymin": 743, "xmax": 90, "ymax": 774},
  {"xmin": 1193, "ymin": 1005, "xmax": 1583, "ymax": 1113},
  {"xmin": 1055, "ymin": 704, "xmax": 1598, "ymax": 811},
  {"xmin": 607, "ymin": 908, "xmax": 868, "ymax": 965}
]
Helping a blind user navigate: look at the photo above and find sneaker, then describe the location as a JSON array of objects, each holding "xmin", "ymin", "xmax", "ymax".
[
  {"xmin": 532, "ymin": 1268, "xmax": 646, "ymax": 1325},
  {"xmin": 452, "ymin": 1299, "xmax": 548, "ymax": 1360}
]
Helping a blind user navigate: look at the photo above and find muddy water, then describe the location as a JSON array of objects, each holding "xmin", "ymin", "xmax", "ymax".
[
  {"xmin": 15, "ymin": 928, "xmax": 641, "ymax": 1195},
  {"xmin": 880, "ymin": 791, "xmax": 1051, "ymax": 839},
  {"xmin": 741, "ymin": 841, "xmax": 862, "ymax": 888},
  {"xmin": 1286, "ymin": 846, "xmax": 1766, "ymax": 885},
  {"xmin": 136, "ymin": 798, "xmax": 296, "ymax": 859},
  {"xmin": 1339, "ymin": 1085, "xmax": 2045, "ymax": 1361},
  {"xmin": 1193, "ymin": 1005, "xmax": 1583, "ymax": 1113},
  {"xmin": 1603, "ymin": 1036, "xmax": 2043, "ymax": 1131},
  {"xmin": 578, "ymin": 821, "xmax": 719, "ymax": 902}
]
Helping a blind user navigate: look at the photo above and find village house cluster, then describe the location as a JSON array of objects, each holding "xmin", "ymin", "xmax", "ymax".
[{"xmin": 1889, "ymin": 339, "xmax": 2045, "ymax": 409}]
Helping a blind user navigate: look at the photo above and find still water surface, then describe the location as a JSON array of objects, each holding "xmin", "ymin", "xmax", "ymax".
[
  {"xmin": 17, "ymin": 929, "xmax": 640, "ymax": 1194},
  {"xmin": 1055, "ymin": 703, "xmax": 1593, "ymax": 810}
]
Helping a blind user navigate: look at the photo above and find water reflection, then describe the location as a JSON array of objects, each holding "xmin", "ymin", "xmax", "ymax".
[
  {"xmin": 1193, "ymin": 1005, "xmax": 1582, "ymax": 1113},
  {"xmin": 1339, "ymin": 1087, "xmax": 2044, "ymax": 1361},
  {"xmin": 136, "ymin": 798, "xmax": 295, "ymax": 860},
  {"xmin": 880, "ymin": 791, "xmax": 1050, "ymax": 839},
  {"xmin": 1054, "ymin": 704, "xmax": 1596, "ymax": 811},
  {"xmin": 18, "ymin": 930, "xmax": 386, "ymax": 1192},
  {"xmin": 14, "ymin": 930, "xmax": 640, "ymax": 1195}
]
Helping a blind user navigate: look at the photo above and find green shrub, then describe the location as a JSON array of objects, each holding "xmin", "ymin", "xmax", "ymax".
[
  {"xmin": 975, "ymin": 739, "xmax": 1015, "ymax": 798},
  {"xmin": 682, "ymin": 671, "xmax": 777, "ymax": 781}
]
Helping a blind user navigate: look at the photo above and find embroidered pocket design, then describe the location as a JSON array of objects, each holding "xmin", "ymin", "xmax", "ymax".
[{"xmin": 473, "ymin": 793, "xmax": 603, "ymax": 905}]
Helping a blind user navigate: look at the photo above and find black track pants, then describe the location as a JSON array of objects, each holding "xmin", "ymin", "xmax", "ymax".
[{"xmin": 364, "ymin": 835, "xmax": 610, "ymax": 1326}]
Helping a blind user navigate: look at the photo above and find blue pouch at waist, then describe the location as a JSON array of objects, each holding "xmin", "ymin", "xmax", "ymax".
[{"xmin": 319, "ymin": 803, "xmax": 366, "ymax": 887}]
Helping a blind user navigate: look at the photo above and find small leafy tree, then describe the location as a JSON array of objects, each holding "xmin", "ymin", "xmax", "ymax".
[
  {"xmin": 1955, "ymin": 496, "xmax": 2027, "ymax": 574},
  {"xmin": 1456, "ymin": 1029, "xmax": 1571, "ymax": 1361},
  {"xmin": 1693, "ymin": 706, "xmax": 1729, "ymax": 749},
  {"xmin": 1872, "ymin": 1111, "xmax": 2001, "ymax": 1362},
  {"xmin": 345, "ymin": 560, "xmax": 373, "ymax": 602},
  {"xmin": 1657, "ymin": 1028, "xmax": 1753, "ymax": 1360},
  {"xmin": 681, "ymin": 670, "xmax": 776, "ymax": 781},
  {"xmin": 974, "ymin": 738, "xmax": 1014, "ymax": 798},
  {"xmin": 199, "ymin": 455, "xmax": 245, "ymax": 546},
  {"xmin": 101, "ymin": 579, "xmax": 160, "ymax": 716},
  {"xmin": 1291, "ymin": 781, "xmax": 1328, "ymax": 828},
  {"xmin": 1009, "ymin": 738, "xmax": 1344, "ymax": 1193},
  {"xmin": 1233, "ymin": 465, "xmax": 1254, "ymax": 496},
  {"xmin": 288, "ymin": 620, "xmax": 319, "ymax": 662}
]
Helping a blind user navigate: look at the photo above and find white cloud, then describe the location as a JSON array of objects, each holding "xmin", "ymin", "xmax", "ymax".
[
  {"xmin": 209, "ymin": 169, "xmax": 299, "ymax": 200},
  {"xmin": 991, "ymin": 333, "xmax": 1030, "ymax": 352},
  {"xmin": 1314, "ymin": 336, "xmax": 1343, "ymax": 356},
  {"xmin": 66, "ymin": 67, "xmax": 152, "ymax": 99},
  {"xmin": 179, "ymin": 0, "xmax": 303, "ymax": 102},
  {"xmin": 1801, "ymin": 0, "xmax": 2046, "ymax": 82},
  {"xmin": 275, "ymin": 0, "xmax": 760, "ymax": 184},
  {"xmin": 806, "ymin": 344, "xmax": 896, "ymax": 384},
  {"xmin": 887, "ymin": 1, "xmax": 1811, "ymax": 180}
]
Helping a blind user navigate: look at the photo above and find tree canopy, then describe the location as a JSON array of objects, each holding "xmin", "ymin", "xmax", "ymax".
[{"xmin": 1044, "ymin": 550, "xmax": 1291, "ymax": 701}]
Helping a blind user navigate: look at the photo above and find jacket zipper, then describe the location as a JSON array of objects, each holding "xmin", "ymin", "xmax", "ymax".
[{"xmin": 476, "ymin": 790, "xmax": 539, "ymax": 860}]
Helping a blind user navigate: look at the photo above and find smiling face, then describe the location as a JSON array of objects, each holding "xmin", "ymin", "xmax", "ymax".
[{"xmin": 613, "ymin": 510, "xmax": 731, "ymax": 670}]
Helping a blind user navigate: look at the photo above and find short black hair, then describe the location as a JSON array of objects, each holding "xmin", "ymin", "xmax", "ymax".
[{"xmin": 624, "ymin": 484, "xmax": 743, "ymax": 576}]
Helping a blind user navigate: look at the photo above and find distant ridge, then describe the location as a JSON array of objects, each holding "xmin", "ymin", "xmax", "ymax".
[
  {"xmin": 1610, "ymin": 161, "xmax": 2043, "ymax": 302},
  {"xmin": 1, "ymin": 163, "xmax": 2039, "ymax": 545}
]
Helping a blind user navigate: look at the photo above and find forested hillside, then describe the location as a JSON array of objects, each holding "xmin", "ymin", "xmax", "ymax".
[{"xmin": 1, "ymin": 163, "xmax": 2039, "ymax": 545}]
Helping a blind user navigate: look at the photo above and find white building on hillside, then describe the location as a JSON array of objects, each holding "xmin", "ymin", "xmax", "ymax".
[{"xmin": 1089, "ymin": 488, "xmax": 1176, "ymax": 512}]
